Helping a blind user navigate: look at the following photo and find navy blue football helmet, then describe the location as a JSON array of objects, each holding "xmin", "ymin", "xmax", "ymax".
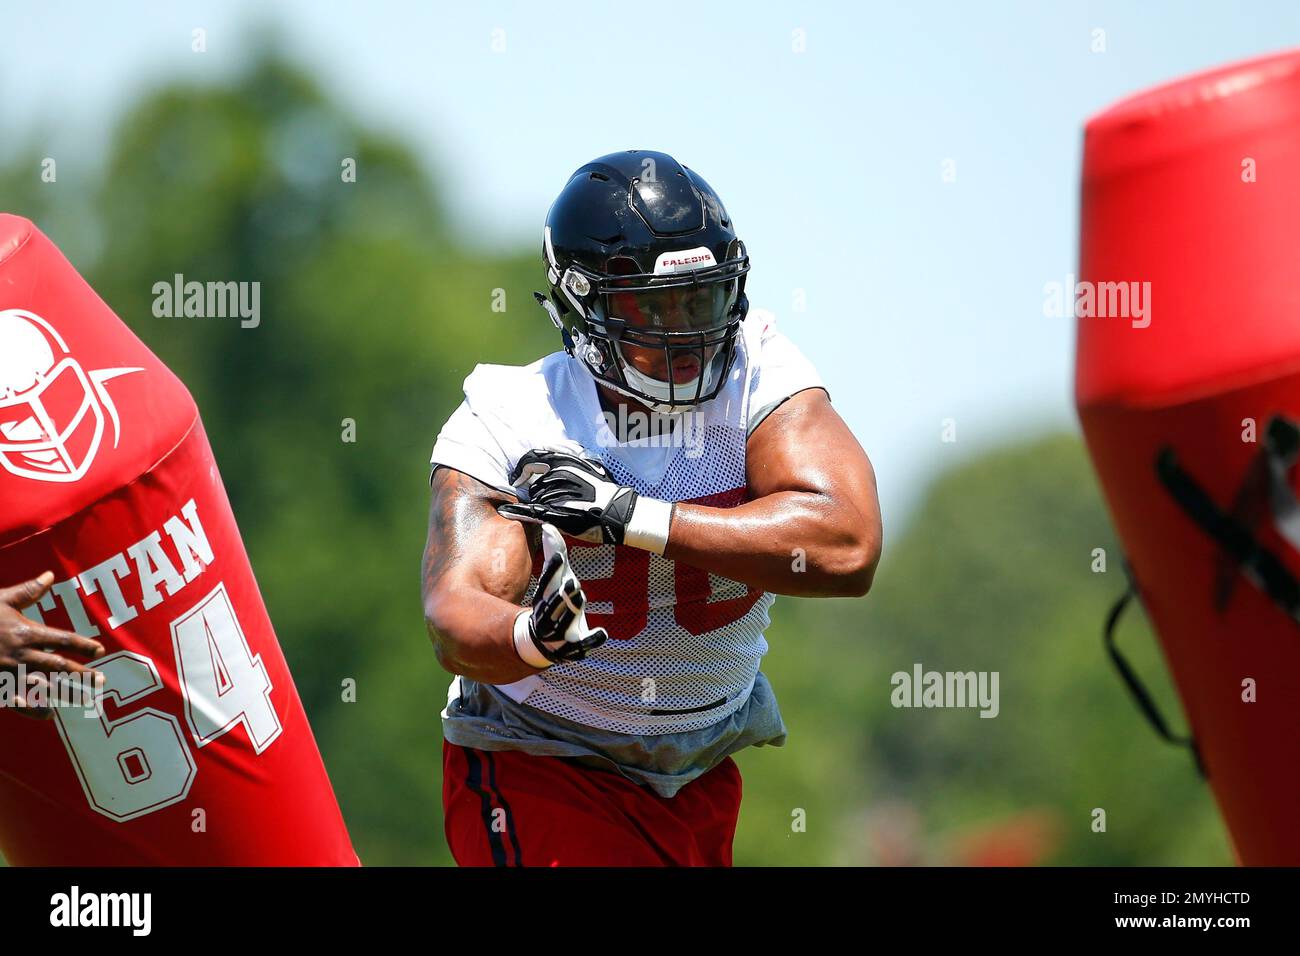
[{"xmin": 536, "ymin": 150, "xmax": 750, "ymax": 413}]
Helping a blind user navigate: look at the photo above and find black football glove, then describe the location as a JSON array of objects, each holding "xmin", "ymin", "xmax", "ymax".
[
  {"xmin": 497, "ymin": 449, "xmax": 674, "ymax": 553},
  {"xmin": 513, "ymin": 524, "xmax": 608, "ymax": 668}
]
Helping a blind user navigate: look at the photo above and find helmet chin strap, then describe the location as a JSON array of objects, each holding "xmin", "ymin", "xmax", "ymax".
[{"xmin": 597, "ymin": 374, "xmax": 694, "ymax": 418}]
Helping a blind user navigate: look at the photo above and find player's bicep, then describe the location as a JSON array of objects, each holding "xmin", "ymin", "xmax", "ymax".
[
  {"xmin": 748, "ymin": 387, "xmax": 878, "ymax": 530},
  {"xmin": 746, "ymin": 388, "xmax": 877, "ymax": 506},
  {"xmin": 422, "ymin": 466, "xmax": 535, "ymax": 607}
]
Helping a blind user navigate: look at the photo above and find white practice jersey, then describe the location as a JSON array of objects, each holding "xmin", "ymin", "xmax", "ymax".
[{"xmin": 430, "ymin": 309, "xmax": 823, "ymax": 735}]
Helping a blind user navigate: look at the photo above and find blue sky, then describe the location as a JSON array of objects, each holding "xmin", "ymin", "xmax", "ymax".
[{"xmin": 5, "ymin": 1, "xmax": 1300, "ymax": 526}]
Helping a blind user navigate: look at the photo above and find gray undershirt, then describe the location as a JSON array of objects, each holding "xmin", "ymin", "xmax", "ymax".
[{"xmin": 441, "ymin": 671, "xmax": 788, "ymax": 798}]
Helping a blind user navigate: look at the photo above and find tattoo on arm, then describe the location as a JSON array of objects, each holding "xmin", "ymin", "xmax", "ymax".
[{"xmin": 423, "ymin": 467, "xmax": 534, "ymax": 604}]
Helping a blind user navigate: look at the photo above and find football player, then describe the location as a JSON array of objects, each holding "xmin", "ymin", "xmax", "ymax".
[{"xmin": 423, "ymin": 150, "xmax": 881, "ymax": 866}]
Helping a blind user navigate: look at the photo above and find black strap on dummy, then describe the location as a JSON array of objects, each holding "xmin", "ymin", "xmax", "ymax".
[
  {"xmin": 1102, "ymin": 567, "xmax": 1206, "ymax": 777},
  {"xmin": 1155, "ymin": 414, "xmax": 1300, "ymax": 624}
]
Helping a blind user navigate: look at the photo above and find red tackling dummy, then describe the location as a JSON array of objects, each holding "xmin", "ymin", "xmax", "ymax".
[
  {"xmin": 0, "ymin": 214, "xmax": 357, "ymax": 865},
  {"xmin": 1076, "ymin": 50, "xmax": 1300, "ymax": 865}
]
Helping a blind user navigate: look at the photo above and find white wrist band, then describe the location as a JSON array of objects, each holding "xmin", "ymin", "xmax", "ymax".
[
  {"xmin": 624, "ymin": 497, "xmax": 674, "ymax": 555},
  {"xmin": 512, "ymin": 609, "xmax": 552, "ymax": 669}
]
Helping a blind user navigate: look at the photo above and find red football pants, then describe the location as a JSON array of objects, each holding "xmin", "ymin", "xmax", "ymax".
[{"xmin": 442, "ymin": 740, "xmax": 743, "ymax": 866}]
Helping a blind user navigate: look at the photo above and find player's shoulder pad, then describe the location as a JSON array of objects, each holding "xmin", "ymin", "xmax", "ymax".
[
  {"xmin": 459, "ymin": 353, "xmax": 569, "ymax": 441},
  {"xmin": 461, "ymin": 354, "xmax": 553, "ymax": 406}
]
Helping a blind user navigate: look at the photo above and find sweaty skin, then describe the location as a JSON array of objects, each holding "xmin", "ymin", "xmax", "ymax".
[
  {"xmin": 423, "ymin": 357, "xmax": 882, "ymax": 680},
  {"xmin": 663, "ymin": 386, "xmax": 880, "ymax": 598},
  {"xmin": 422, "ymin": 469, "xmax": 540, "ymax": 685}
]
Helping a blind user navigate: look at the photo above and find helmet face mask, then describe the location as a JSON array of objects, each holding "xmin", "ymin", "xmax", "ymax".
[
  {"xmin": 607, "ymin": 318, "xmax": 740, "ymax": 412},
  {"xmin": 539, "ymin": 150, "xmax": 750, "ymax": 415},
  {"xmin": 598, "ymin": 271, "xmax": 741, "ymax": 411},
  {"xmin": 0, "ymin": 354, "xmax": 105, "ymax": 483}
]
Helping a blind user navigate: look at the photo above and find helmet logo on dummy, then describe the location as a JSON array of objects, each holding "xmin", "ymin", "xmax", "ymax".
[{"xmin": 0, "ymin": 309, "xmax": 143, "ymax": 483}]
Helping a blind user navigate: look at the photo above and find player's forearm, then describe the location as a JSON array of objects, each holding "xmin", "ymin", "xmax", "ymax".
[
  {"xmin": 424, "ymin": 589, "xmax": 537, "ymax": 684},
  {"xmin": 665, "ymin": 492, "xmax": 880, "ymax": 597}
]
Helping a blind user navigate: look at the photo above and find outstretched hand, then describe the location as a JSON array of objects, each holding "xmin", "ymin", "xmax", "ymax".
[{"xmin": 0, "ymin": 572, "xmax": 105, "ymax": 719}]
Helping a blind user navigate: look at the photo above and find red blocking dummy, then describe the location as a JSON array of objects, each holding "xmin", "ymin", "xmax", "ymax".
[
  {"xmin": 1076, "ymin": 50, "xmax": 1300, "ymax": 865},
  {"xmin": 0, "ymin": 215, "xmax": 357, "ymax": 865}
]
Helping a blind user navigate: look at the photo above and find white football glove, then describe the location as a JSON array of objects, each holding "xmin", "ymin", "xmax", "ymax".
[
  {"xmin": 497, "ymin": 449, "xmax": 675, "ymax": 554},
  {"xmin": 513, "ymin": 524, "xmax": 608, "ymax": 669}
]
